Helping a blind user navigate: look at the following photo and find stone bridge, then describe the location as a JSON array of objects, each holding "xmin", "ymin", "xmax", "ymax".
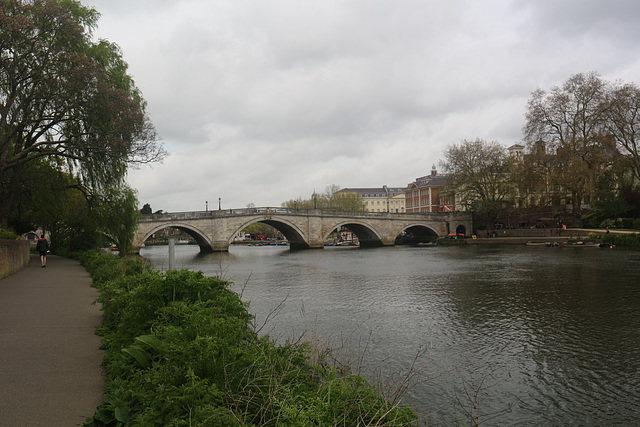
[{"xmin": 134, "ymin": 208, "xmax": 473, "ymax": 252}]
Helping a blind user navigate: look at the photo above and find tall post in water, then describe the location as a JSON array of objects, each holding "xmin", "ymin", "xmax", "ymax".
[{"xmin": 168, "ymin": 238, "xmax": 175, "ymax": 270}]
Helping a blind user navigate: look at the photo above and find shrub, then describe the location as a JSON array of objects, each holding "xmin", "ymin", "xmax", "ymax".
[
  {"xmin": 619, "ymin": 218, "xmax": 635, "ymax": 229},
  {"xmin": 82, "ymin": 251, "xmax": 417, "ymax": 426},
  {"xmin": 599, "ymin": 218, "xmax": 617, "ymax": 229},
  {"xmin": 0, "ymin": 228, "xmax": 20, "ymax": 240}
]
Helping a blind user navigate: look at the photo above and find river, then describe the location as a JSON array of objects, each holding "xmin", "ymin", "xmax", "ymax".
[{"xmin": 140, "ymin": 243, "xmax": 640, "ymax": 426}]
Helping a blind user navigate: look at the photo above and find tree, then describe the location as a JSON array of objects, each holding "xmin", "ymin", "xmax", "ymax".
[
  {"xmin": 282, "ymin": 185, "xmax": 363, "ymax": 211},
  {"xmin": 441, "ymin": 139, "xmax": 515, "ymax": 228},
  {"xmin": 523, "ymin": 72, "xmax": 613, "ymax": 222},
  {"xmin": 0, "ymin": 0, "xmax": 166, "ymax": 226},
  {"xmin": 140, "ymin": 203, "xmax": 152, "ymax": 215},
  {"xmin": 97, "ymin": 185, "xmax": 140, "ymax": 256}
]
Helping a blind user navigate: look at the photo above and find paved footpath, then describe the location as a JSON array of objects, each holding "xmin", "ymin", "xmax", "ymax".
[{"xmin": 0, "ymin": 255, "xmax": 104, "ymax": 426}]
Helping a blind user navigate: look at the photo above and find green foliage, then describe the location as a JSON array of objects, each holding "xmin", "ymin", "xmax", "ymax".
[
  {"xmin": 95, "ymin": 185, "xmax": 140, "ymax": 256},
  {"xmin": 579, "ymin": 231, "xmax": 640, "ymax": 248},
  {"xmin": 78, "ymin": 250, "xmax": 152, "ymax": 283},
  {"xmin": 0, "ymin": 0, "xmax": 165, "ymax": 227},
  {"xmin": 282, "ymin": 184, "xmax": 364, "ymax": 211},
  {"xmin": 599, "ymin": 218, "xmax": 617, "ymax": 229},
  {"xmin": 81, "ymin": 250, "xmax": 417, "ymax": 426},
  {"xmin": 0, "ymin": 227, "xmax": 19, "ymax": 240}
]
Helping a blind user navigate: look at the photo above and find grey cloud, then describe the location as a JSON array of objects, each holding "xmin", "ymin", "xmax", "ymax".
[{"xmin": 87, "ymin": 0, "xmax": 640, "ymax": 211}]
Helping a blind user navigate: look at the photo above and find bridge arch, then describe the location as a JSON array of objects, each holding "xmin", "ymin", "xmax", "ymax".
[
  {"xmin": 398, "ymin": 224, "xmax": 440, "ymax": 244},
  {"xmin": 141, "ymin": 223, "xmax": 213, "ymax": 253},
  {"xmin": 326, "ymin": 220, "xmax": 385, "ymax": 248},
  {"xmin": 235, "ymin": 217, "xmax": 310, "ymax": 250}
]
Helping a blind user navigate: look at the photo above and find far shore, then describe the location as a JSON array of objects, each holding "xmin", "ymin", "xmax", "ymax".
[{"xmin": 468, "ymin": 228, "xmax": 635, "ymax": 245}]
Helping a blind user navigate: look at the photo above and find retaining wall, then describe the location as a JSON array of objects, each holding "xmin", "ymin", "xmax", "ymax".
[
  {"xmin": 0, "ymin": 240, "xmax": 31, "ymax": 279},
  {"xmin": 489, "ymin": 228, "xmax": 568, "ymax": 238}
]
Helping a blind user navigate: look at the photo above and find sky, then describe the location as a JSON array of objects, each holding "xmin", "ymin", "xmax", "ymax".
[{"xmin": 85, "ymin": 0, "xmax": 640, "ymax": 213}]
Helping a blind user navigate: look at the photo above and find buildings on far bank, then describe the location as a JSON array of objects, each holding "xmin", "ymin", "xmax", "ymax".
[
  {"xmin": 338, "ymin": 165, "xmax": 455, "ymax": 213},
  {"xmin": 336, "ymin": 185, "xmax": 407, "ymax": 213},
  {"xmin": 404, "ymin": 165, "xmax": 454, "ymax": 213}
]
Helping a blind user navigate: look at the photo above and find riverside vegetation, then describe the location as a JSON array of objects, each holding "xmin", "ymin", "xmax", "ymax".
[
  {"xmin": 77, "ymin": 250, "xmax": 417, "ymax": 426},
  {"xmin": 578, "ymin": 231, "xmax": 640, "ymax": 248}
]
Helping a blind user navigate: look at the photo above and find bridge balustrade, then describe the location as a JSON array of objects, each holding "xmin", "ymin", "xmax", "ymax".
[{"xmin": 141, "ymin": 207, "xmax": 452, "ymax": 222}]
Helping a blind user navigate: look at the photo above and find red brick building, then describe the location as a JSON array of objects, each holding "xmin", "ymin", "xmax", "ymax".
[{"xmin": 404, "ymin": 166, "xmax": 455, "ymax": 213}]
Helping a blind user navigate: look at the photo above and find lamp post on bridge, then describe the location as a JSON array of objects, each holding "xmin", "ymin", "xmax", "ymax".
[
  {"xmin": 206, "ymin": 200, "xmax": 208, "ymax": 212},
  {"xmin": 218, "ymin": 197, "xmax": 221, "ymax": 210}
]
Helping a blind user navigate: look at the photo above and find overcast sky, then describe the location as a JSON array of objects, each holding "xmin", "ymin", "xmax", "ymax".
[{"xmin": 86, "ymin": 0, "xmax": 640, "ymax": 213}]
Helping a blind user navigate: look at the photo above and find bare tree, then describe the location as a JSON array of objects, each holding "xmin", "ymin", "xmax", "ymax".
[
  {"xmin": 523, "ymin": 72, "xmax": 614, "ymax": 222},
  {"xmin": 441, "ymin": 138, "xmax": 515, "ymax": 229},
  {"xmin": 606, "ymin": 82, "xmax": 640, "ymax": 183}
]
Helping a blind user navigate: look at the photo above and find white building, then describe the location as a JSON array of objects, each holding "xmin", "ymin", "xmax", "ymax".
[{"xmin": 336, "ymin": 185, "xmax": 406, "ymax": 213}]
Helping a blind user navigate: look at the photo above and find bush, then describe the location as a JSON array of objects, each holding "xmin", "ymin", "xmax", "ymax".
[
  {"xmin": 581, "ymin": 231, "xmax": 640, "ymax": 248},
  {"xmin": 82, "ymin": 251, "xmax": 417, "ymax": 426},
  {"xmin": 599, "ymin": 218, "xmax": 617, "ymax": 229},
  {"xmin": 619, "ymin": 218, "xmax": 635, "ymax": 229},
  {"xmin": 0, "ymin": 228, "xmax": 20, "ymax": 240},
  {"xmin": 633, "ymin": 218, "xmax": 640, "ymax": 230}
]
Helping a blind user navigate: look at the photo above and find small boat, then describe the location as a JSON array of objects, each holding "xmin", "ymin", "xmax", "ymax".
[{"xmin": 559, "ymin": 242, "xmax": 600, "ymax": 248}]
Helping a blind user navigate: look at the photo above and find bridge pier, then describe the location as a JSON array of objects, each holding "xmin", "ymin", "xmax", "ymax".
[{"xmin": 209, "ymin": 241, "xmax": 230, "ymax": 252}]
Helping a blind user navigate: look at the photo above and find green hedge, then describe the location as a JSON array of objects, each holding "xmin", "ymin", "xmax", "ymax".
[{"xmin": 79, "ymin": 251, "xmax": 417, "ymax": 426}]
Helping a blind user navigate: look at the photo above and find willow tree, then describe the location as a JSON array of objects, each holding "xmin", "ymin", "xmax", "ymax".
[
  {"xmin": 97, "ymin": 185, "xmax": 140, "ymax": 256},
  {"xmin": 0, "ymin": 0, "xmax": 166, "ymax": 227}
]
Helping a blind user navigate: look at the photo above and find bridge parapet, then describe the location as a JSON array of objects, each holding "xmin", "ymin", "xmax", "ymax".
[{"xmin": 140, "ymin": 207, "xmax": 460, "ymax": 222}]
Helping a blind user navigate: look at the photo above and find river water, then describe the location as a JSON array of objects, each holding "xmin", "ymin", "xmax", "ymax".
[{"xmin": 140, "ymin": 243, "xmax": 640, "ymax": 425}]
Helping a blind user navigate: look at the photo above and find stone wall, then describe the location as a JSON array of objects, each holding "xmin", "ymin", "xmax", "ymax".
[{"xmin": 0, "ymin": 240, "xmax": 31, "ymax": 279}]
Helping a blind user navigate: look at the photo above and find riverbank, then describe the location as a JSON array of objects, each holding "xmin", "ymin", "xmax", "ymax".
[
  {"xmin": 467, "ymin": 228, "xmax": 639, "ymax": 247},
  {"xmin": 468, "ymin": 236, "xmax": 576, "ymax": 245},
  {"xmin": 79, "ymin": 250, "xmax": 418, "ymax": 426}
]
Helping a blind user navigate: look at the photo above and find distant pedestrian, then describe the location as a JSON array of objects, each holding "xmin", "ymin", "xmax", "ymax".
[
  {"xmin": 36, "ymin": 234, "xmax": 49, "ymax": 267},
  {"xmin": 606, "ymin": 227, "xmax": 610, "ymax": 234}
]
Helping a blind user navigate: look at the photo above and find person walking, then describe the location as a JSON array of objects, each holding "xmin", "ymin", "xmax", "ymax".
[{"xmin": 36, "ymin": 234, "xmax": 49, "ymax": 267}]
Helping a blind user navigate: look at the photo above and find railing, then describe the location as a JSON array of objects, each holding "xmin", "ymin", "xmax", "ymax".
[{"xmin": 140, "ymin": 207, "xmax": 464, "ymax": 222}]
